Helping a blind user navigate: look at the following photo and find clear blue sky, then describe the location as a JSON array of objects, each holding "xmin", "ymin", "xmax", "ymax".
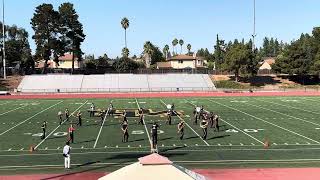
[{"xmin": 4, "ymin": 0, "xmax": 320, "ymax": 58}]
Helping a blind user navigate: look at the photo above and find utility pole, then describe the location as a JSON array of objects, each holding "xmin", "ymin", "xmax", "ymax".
[
  {"xmin": 2, "ymin": 0, "xmax": 6, "ymax": 79},
  {"xmin": 252, "ymin": 0, "xmax": 256, "ymax": 51}
]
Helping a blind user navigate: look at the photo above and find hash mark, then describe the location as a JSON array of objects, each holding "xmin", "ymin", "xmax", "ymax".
[{"xmin": 251, "ymin": 143, "xmax": 255, "ymax": 145}]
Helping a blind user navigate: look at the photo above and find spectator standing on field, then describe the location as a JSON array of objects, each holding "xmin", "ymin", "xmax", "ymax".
[{"xmin": 63, "ymin": 141, "xmax": 71, "ymax": 169}]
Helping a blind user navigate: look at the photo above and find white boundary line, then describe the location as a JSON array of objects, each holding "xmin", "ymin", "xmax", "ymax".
[
  {"xmin": 0, "ymin": 101, "xmax": 10, "ymax": 106},
  {"xmin": 135, "ymin": 98, "xmax": 152, "ymax": 146},
  {"xmin": 0, "ymin": 101, "xmax": 63, "ymax": 136},
  {"xmin": 301, "ymin": 97, "xmax": 320, "ymax": 103},
  {"xmin": 0, "ymin": 105, "xmax": 28, "ymax": 116},
  {"xmin": 246, "ymin": 99, "xmax": 320, "ymax": 127},
  {"xmin": 93, "ymin": 100, "xmax": 112, "ymax": 148},
  {"xmin": 209, "ymin": 99, "xmax": 320, "ymax": 144},
  {"xmin": 256, "ymin": 98, "xmax": 320, "ymax": 115},
  {"xmin": 187, "ymin": 101, "xmax": 264, "ymax": 145},
  {"xmin": 34, "ymin": 100, "xmax": 88, "ymax": 150},
  {"xmin": 4, "ymin": 146, "xmax": 320, "ymax": 157},
  {"xmin": 1, "ymin": 158, "xmax": 320, "ymax": 170},
  {"xmin": 159, "ymin": 99, "xmax": 210, "ymax": 146}
]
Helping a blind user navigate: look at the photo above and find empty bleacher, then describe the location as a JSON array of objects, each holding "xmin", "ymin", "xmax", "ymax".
[{"xmin": 17, "ymin": 74, "xmax": 216, "ymax": 93}]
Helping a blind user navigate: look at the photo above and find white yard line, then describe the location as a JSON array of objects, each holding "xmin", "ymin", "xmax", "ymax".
[
  {"xmin": 159, "ymin": 99, "xmax": 210, "ymax": 146},
  {"xmin": 93, "ymin": 100, "xmax": 112, "ymax": 148},
  {"xmin": 0, "ymin": 101, "xmax": 63, "ymax": 136},
  {"xmin": 0, "ymin": 101, "xmax": 11, "ymax": 106},
  {"xmin": 209, "ymin": 99, "xmax": 320, "ymax": 144},
  {"xmin": 135, "ymin": 98, "xmax": 152, "ymax": 146},
  {"xmin": 0, "ymin": 105, "xmax": 28, "ymax": 116},
  {"xmin": 1, "ymin": 159, "xmax": 320, "ymax": 170},
  {"xmin": 34, "ymin": 100, "xmax": 88, "ymax": 150},
  {"xmin": 301, "ymin": 97, "xmax": 320, "ymax": 103},
  {"xmin": 244, "ymin": 100, "xmax": 320, "ymax": 127},
  {"xmin": 188, "ymin": 101, "xmax": 264, "ymax": 145},
  {"xmin": 256, "ymin": 98, "xmax": 320, "ymax": 116}
]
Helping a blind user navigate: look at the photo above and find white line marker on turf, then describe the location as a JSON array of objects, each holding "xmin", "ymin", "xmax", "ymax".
[
  {"xmin": 139, "ymin": 145, "xmax": 142, "ymax": 148},
  {"xmin": 93, "ymin": 100, "xmax": 112, "ymax": 148},
  {"xmin": 81, "ymin": 146, "xmax": 84, "ymax": 149},
  {"xmin": 246, "ymin": 100, "xmax": 320, "ymax": 127},
  {"xmin": 116, "ymin": 145, "xmax": 118, "ymax": 148},
  {"xmin": 273, "ymin": 143, "xmax": 277, "ymax": 145},
  {"xmin": 188, "ymin": 100, "xmax": 264, "ymax": 145},
  {"xmin": 259, "ymin": 99, "xmax": 320, "ymax": 116},
  {"xmin": 284, "ymin": 143, "xmax": 288, "ymax": 145},
  {"xmin": 104, "ymin": 146, "xmax": 107, "ymax": 148},
  {"xmin": 240, "ymin": 143, "xmax": 244, "ymax": 146},
  {"xmin": 218, "ymin": 144, "xmax": 221, "ymax": 146},
  {"xmin": 57, "ymin": 147, "xmax": 60, "ymax": 150},
  {"xmin": 0, "ymin": 101, "xmax": 63, "ymax": 136},
  {"xmin": 210, "ymin": 99, "xmax": 320, "ymax": 144},
  {"xmin": 251, "ymin": 143, "xmax": 255, "ymax": 145},
  {"xmin": 0, "ymin": 105, "xmax": 28, "ymax": 116},
  {"xmin": 8, "ymin": 148, "xmax": 11, "ymax": 151},
  {"xmin": 135, "ymin": 98, "xmax": 153, "ymax": 148},
  {"xmin": 34, "ymin": 100, "xmax": 88, "ymax": 150},
  {"xmin": 45, "ymin": 147, "xmax": 48, "ymax": 150},
  {"xmin": 160, "ymin": 99, "xmax": 210, "ymax": 146},
  {"xmin": 20, "ymin": 148, "xmax": 24, "ymax": 151}
]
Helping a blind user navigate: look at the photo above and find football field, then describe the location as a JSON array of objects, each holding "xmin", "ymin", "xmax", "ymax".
[{"xmin": 0, "ymin": 96, "xmax": 320, "ymax": 174}]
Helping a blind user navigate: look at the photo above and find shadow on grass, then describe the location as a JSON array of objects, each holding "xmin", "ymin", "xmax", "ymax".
[
  {"xmin": 207, "ymin": 134, "xmax": 230, "ymax": 140},
  {"xmin": 128, "ymin": 138, "xmax": 145, "ymax": 143},
  {"xmin": 184, "ymin": 136, "xmax": 198, "ymax": 140},
  {"xmin": 40, "ymin": 152, "xmax": 186, "ymax": 180}
]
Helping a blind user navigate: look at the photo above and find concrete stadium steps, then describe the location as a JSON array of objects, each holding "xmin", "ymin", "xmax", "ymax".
[{"xmin": 17, "ymin": 74, "xmax": 216, "ymax": 93}]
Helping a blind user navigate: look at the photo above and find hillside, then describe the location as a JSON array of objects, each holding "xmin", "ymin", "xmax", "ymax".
[{"xmin": 0, "ymin": 76, "xmax": 23, "ymax": 91}]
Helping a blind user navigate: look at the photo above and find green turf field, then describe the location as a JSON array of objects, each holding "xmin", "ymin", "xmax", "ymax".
[{"xmin": 0, "ymin": 96, "xmax": 320, "ymax": 174}]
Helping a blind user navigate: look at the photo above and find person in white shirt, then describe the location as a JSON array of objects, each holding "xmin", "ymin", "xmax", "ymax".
[{"xmin": 63, "ymin": 141, "xmax": 71, "ymax": 169}]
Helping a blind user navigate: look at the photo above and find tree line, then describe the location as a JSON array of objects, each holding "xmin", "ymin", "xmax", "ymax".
[
  {"xmin": 1, "ymin": 2, "xmax": 320, "ymax": 79},
  {"xmin": 0, "ymin": 23, "xmax": 33, "ymax": 74}
]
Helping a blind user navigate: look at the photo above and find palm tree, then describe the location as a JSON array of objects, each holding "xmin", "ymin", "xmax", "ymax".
[
  {"xmin": 187, "ymin": 44, "xmax": 192, "ymax": 55},
  {"xmin": 143, "ymin": 41, "xmax": 154, "ymax": 68},
  {"xmin": 163, "ymin": 44, "xmax": 170, "ymax": 58},
  {"xmin": 179, "ymin": 39, "xmax": 184, "ymax": 54},
  {"xmin": 122, "ymin": 47, "xmax": 130, "ymax": 58},
  {"xmin": 143, "ymin": 41, "xmax": 154, "ymax": 55},
  {"xmin": 121, "ymin": 17, "xmax": 130, "ymax": 48},
  {"xmin": 172, "ymin": 38, "xmax": 178, "ymax": 55}
]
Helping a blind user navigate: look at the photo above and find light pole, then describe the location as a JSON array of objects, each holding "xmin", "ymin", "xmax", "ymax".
[
  {"xmin": 252, "ymin": 0, "xmax": 256, "ymax": 51},
  {"xmin": 2, "ymin": 0, "xmax": 6, "ymax": 79}
]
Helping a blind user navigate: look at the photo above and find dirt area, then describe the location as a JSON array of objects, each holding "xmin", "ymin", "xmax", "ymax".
[
  {"xmin": 211, "ymin": 75, "xmax": 307, "ymax": 90},
  {"xmin": 0, "ymin": 76, "xmax": 23, "ymax": 90}
]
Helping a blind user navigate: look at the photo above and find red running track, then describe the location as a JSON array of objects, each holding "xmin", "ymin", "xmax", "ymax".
[
  {"xmin": 0, "ymin": 91, "xmax": 319, "ymax": 99},
  {"xmin": 2, "ymin": 168, "xmax": 320, "ymax": 180}
]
